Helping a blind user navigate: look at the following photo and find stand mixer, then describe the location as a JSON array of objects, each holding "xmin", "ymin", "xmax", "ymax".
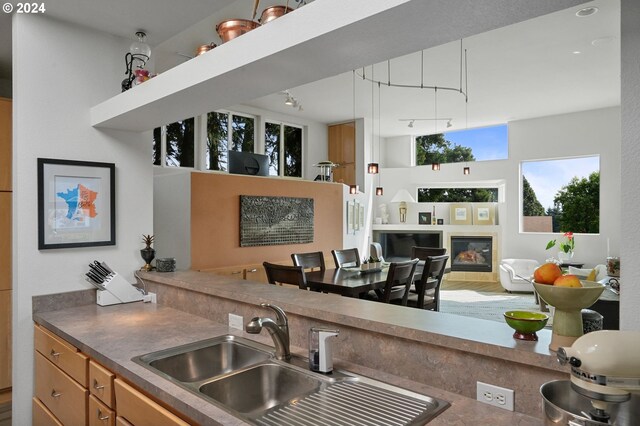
[{"xmin": 542, "ymin": 330, "xmax": 640, "ymax": 425}]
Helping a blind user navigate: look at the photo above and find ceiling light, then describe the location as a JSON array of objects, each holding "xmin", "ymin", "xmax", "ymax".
[
  {"xmin": 432, "ymin": 163, "xmax": 440, "ymax": 171},
  {"xmin": 572, "ymin": 51, "xmax": 582, "ymax": 55},
  {"xmin": 349, "ymin": 185, "xmax": 358, "ymax": 195},
  {"xmin": 463, "ymin": 166, "xmax": 470, "ymax": 175},
  {"xmin": 408, "ymin": 120, "xmax": 414, "ymax": 128},
  {"xmin": 446, "ymin": 120, "xmax": 452, "ymax": 128},
  {"xmin": 576, "ymin": 7, "xmax": 598, "ymax": 17},
  {"xmin": 285, "ymin": 96, "xmax": 294, "ymax": 106},
  {"xmin": 376, "ymin": 187, "xmax": 384, "ymax": 196},
  {"xmin": 368, "ymin": 163, "xmax": 379, "ymax": 174}
]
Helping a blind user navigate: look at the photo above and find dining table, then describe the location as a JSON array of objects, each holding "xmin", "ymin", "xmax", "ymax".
[{"xmin": 305, "ymin": 264, "xmax": 437, "ymax": 299}]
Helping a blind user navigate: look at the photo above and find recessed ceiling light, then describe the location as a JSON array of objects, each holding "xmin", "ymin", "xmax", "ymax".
[
  {"xmin": 576, "ymin": 7, "xmax": 598, "ymax": 17},
  {"xmin": 573, "ymin": 51, "xmax": 582, "ymax": 55}
]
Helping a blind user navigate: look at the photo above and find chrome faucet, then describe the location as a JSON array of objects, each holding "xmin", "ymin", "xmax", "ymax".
[{"xmin": 246, "ymin": 303, "xmax": 291, "ymax": 360}]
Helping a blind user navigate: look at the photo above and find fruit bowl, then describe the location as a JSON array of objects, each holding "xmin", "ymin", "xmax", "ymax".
[
  {"xmin": 533, "ymin": 280, "xmax": 605, "ymax": 350},
  {"xmin": 503, "ymin": 310, "xmax": 549, "ymax": 341}
]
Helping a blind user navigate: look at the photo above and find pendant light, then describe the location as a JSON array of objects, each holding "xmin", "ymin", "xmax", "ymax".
[
  {"xmin": 463, "ymin": 166, "xmax": 470, "ymax": 175},
  {"xmin": 367, "ymin": 66, "xmax": 378, "ymax": 175},
  {"xmin": 349, "ymin": 185, "xmax": 359, "ymax": 194}
]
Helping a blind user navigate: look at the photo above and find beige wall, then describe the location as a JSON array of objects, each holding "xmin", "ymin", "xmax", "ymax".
[{"xmin": 191, "ymin": 172, "xmax": 343, "ymax": 269}]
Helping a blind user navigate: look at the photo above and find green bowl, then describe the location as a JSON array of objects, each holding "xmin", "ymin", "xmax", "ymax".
[{"xmin": 504, "ymin": 310, "xmax": 549, "ymax": 341}]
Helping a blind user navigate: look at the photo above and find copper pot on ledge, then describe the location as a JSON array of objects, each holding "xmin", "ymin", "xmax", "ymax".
[
  {"xmin": 216, "ymin": 19, "xmax": 260, "ymax": 43},
  {"xmin": 260, "ymin": 6, "xmax": 293, "ymax": 24}
]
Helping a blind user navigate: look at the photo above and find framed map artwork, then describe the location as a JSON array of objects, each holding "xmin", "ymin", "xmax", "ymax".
[{"xmin": 38, "ymin": 158, "xmax": 116, "ymax": 249}]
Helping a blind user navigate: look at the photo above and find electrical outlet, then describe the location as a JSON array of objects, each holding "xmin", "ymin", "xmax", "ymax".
[
  {"xmin": 476, "ymin": 382, "xmax": 514, "ymax": 411},
  {"xmin": 228, "ymin": 313, "xmax": 244, "ymax": 330}
]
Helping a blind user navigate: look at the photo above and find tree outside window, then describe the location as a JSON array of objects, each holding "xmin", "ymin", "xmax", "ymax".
[
  {"xmin": 521, "ymin": 156, "xmax": 599, "ymax": 233},
  {"xmin": 165, "ymin": 118, "xmax": 195, "ymax": 167},
  {"xmin": 265, "ymin": 121, "xmax": 302, "ymax": 178},
  {"xmin": 205, "ymin": 112, "xmax": 255, "ymax": 171}
]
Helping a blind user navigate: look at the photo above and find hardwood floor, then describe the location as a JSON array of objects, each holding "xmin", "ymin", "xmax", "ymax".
[{"xmin": 441, "ymin": 279, "xmax": 504, "ymax": 293}]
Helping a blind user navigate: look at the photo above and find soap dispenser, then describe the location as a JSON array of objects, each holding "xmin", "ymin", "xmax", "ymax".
[{"xmin": 309, "ymin": 327, "xmax": 339, "ymax": 373}]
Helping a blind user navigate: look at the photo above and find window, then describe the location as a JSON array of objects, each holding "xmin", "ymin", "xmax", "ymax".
[
  {"xmin": 417, "ymin": 187, "xmax": 498, "ymax": 203},
  {"xmin": 264, "ymin": 121, "xmax": 303, "ymax": 178},
  {"xmin": 415, "ymin": 124, "xmax": 508, "ymax": 166},
  {"xmin": 152, "ymin": 118, "xmax": 195, "ymax": 168},
  {"xmin": 521, "ymin": 156, "xmax": 600, "ymax": 233},
  {"xmin": 205, "ymin": 112, "xmax": 255, "ymax": 171}
]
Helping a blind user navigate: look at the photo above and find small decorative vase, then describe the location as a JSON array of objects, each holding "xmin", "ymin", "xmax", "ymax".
[
  {"xmin": 557, "ymin": 251, "xmax": 574, "ymax": 262},
  {"xmin": 140, "ymin": 248, "xmax": 156, "ymax": 271}
]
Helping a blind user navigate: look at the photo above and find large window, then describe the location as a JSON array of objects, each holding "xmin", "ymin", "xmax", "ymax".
[
  {"xmin": 152, "ymin": 118, "xmax": 195, "ymax": 168},
  {"xmin": 206, "ymin": 112, "xmax": 255, "ymax": 171},
  {"xmin": 418, "ymin": 187, "xmax": 498, "ymax": 203},
  {"xmin": 521, "ymin": 156, "xmax": 600, "ymax": 233},
  {"xmin": 416, "ymin": 124, "xmax": 508, "ymax": 166},
  {"xmin": 265, "ymin": 121, "xmax": 303, "ymax": 178}
]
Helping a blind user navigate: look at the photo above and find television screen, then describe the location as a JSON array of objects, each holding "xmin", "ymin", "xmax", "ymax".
[{"xmin": 228, "ymin": 151, "xmax": 269, "ymax": 176}]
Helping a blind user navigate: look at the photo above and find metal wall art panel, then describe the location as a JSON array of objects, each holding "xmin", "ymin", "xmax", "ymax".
[{"xmin": 240, "ymin": 195, "xmax": 314, "ymax": 247}]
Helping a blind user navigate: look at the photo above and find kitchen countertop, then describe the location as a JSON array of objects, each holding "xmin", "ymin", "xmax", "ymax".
[{"xmin": 33, "ymin": 301, "xmax": 544, "ymax": 425}]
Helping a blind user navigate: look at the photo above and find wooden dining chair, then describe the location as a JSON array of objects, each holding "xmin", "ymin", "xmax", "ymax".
[
  {"xmin": 291, "ymin": 251, "xmax": 326, "ymax": 272},
  {"xmin": 331, "ymin": 248, "xmax": 361, "ymax": 268},
  {"xmin": 263, "ymin": 262, "xmax": 307, "ymax": 290},
  {"xmin": 375, "ymin": 259, "xmax": 419, "ymax": 305},
  {"xmin": 407, "ymin": 255, "xmax": 449, "ymax": 311}
]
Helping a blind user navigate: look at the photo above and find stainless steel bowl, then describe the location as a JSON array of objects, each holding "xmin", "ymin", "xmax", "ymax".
[{"xmin": 541, "ymin": 380, "xmax": 640, "ymax": 425}]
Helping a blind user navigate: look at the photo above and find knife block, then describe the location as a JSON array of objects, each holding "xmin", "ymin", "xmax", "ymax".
[{"xmin": 97, "ymin": 272, "xmax": 144, "ymax": 306}]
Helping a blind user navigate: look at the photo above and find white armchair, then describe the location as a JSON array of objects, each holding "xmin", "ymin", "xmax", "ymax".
[{"xmin": 499, "ymin": 259, "xmax": 539, "ymax": 293}]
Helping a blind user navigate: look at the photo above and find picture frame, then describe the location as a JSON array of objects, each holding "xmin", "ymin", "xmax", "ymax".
[
  {"xmin": 449, "ymin": 203, "xmax": 472, "ymax": 225},
  {"xmin": 346, "ymin": 200, "xmax": 355, "ymax": 232},
  {"xmin": 353, "ymin": 200, "xmax": 360, "ymax": 231},
  {"xmin": 473, "ymin": 203, "xmax": 496, "ymax": 225},
  {"xmin": 418, "ymin": 212, "xmax": 432, "ymax": 225},
  {"xmin": 38, "ymin": 158, "xmax": 115, "ymax": 250},
  {"xmin": 437, "ymin": 219, "xmax": 444, "ymax": 225}
]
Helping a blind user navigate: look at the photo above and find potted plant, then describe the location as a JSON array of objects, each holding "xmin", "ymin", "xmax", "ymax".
[{"xmin": 546, "ymin": 232, "xmax": 575, "ymax": 262}]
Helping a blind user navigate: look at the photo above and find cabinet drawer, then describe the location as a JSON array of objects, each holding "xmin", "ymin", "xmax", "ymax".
[
  {"xmin": 116, "ymin": 417, "xmax": 134, "ymax": 426},
  {"xmin": 90, "ymin": 360, "xmax": 115, "ymax": 408},
  {"xmin": 89, "ymin": 394, "xmax": 115, "ymax": 426},
  {"xmin": 35, "ymin": 351, "xmax": 88, "ymax": 426},
  {"xmin": 35, "ymin": 325, "xmax": 88, "ymax": 387},
  {"xmin": 32, "ymin": 397, "xmax": 63, "ymax": 426},
  {"xmin": 114, "ymin": 379, "xmax": 190, "ymax": 426}
]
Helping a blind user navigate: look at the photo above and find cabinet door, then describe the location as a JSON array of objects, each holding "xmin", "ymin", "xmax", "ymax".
[
  {"xmin": 0, "ymin": 98, "xmax": 10, "ymax": 191},
  {"xmin": 34, "ymin": 324, "xmax": 89, "ymax": 387},
  {"xmin": 328, "ymin": 122, "xmax": 356, "ymax": 185},
  {"xmin": 32, "ymin": 397, "xmax": 63, "ymax": 426},
  {"xmin": 0, "ymin": 192, "xmax": 10, "ymax": 291},
  {"xmin": 0, "ymin": 290, "xmax": 10, "ymax": 390},
  {"xmin": 90, "ymin": 360, "xmax": 115, "ymax": 408},
  {"xmin": 89, "ymin": 394, "xmax": 115, "ymax": 426},
  {"xmin": 114, "ymin": 379, "xmax": 190, "ymax": 426}
]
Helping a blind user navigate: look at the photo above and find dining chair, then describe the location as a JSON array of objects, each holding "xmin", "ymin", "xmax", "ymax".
[
  {"xmin": 411, "ymin": 246, "xmax": 447, "ymax": 258},
  {"xmin": 263, "ymin": 262, "xmax": 307, "ymax": 290},
  {"xmin": 291, "ymin": 251, "xmax": 326, "ymax": 272},
  {"xmin": 407, "ymin": 255, "xmax": 449, "ymax": 311},
  {"xmin": 331, "ymin": 248, "xmax": 361, "ymax": 268},
  {"xmin": 375, "ymin": 259, "xmax": 419, "ymax": 305}
]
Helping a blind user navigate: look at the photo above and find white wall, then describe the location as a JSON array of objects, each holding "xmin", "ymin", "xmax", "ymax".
[
  {"xmin": 385, "ymin": 135, "xmax": 412, "ymax": 168},
  {"xmin": 12, "ymin": 15, "xmax": 153, "ymax": 424},
  {"xmin": 620, "ymin": 0, "xmax": 640, "ymax": 331},
  {"xmin": 377, "ymin": 107, "xmax": 621, "ymax": 267}
]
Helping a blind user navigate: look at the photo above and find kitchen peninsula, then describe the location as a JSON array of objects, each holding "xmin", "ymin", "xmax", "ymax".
[{"xmin": 33, "ymin": 271, "xmax": 567, "ymax": 424}]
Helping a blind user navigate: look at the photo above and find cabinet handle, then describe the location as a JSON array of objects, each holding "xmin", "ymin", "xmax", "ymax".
[
  {"xmin": 247, "ymin": 268, "xmax": 257, "ymax": 273},
  {"xmin": 93, "ymin": 379, "xmax": 105, "ymax": 390},
  {"xmin": 51, "ymin": 389, "xmax": 62, "ymax": 398},
  {"xmin": 50, "ymin": 348, "xmax": 61, "ymax": 358},
  {"xmin": 97, "ymin": 409, "xmax": 110, "ymax": 421}
]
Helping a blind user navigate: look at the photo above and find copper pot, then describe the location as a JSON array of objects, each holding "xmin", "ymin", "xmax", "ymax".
[
  {"xmin": 260, "ymin": 6, "xmax": 293, "ymax": 24},
  {"xmin": 195, "ymin": 43, "xmax": 217, "ymax": 57},
  {"xmin": 216, "ymin": 19, "xmax": 260, "ymax": 43}
]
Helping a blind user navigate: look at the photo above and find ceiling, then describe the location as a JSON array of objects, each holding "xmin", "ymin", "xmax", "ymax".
[
  {"xmin": 246, "ymin": 0, "xmax": 620, "ymax": 137},
  {"xmin": 1, "ymin": 0, "xmax": 618, "ymax": 139}
]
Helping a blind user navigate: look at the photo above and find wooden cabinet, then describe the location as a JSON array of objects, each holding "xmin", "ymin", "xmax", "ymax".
[
  {"xmin": 114, "ymin": 379, "xmax": 189, "ymax": 426},
  {"xmin": 328, "ymin": 121, "xmax": 356, "ymax": 186},
  {"xmin": 0, "ymin": 193, "xmax": 10, "ymax": 292},
  {"xmin": 0, "ymin": 98, "xmax": 10, "ymax": 192},
  {"xmin": 34, "ymin": 325, "xmax": 191, "ymax": 425}
]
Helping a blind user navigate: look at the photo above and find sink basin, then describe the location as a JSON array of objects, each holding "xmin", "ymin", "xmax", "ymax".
[
  {"xmin": 133, "ymin": 335, "xmax": 271, "ymax": 382},
  {"xmin": 199, "ymin": 363, "xmax": 326, "ymax": 414}
]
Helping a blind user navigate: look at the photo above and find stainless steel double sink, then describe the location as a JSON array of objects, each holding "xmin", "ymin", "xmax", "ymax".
[{"xmin": 133, "ymin": 335, "xmax": 449, "ymax": 424}]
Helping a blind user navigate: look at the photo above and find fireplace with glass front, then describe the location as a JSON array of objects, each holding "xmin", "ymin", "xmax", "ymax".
[{"xmin": 451, "ymin": 236, "xmax": 493, "ymax": 272}]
